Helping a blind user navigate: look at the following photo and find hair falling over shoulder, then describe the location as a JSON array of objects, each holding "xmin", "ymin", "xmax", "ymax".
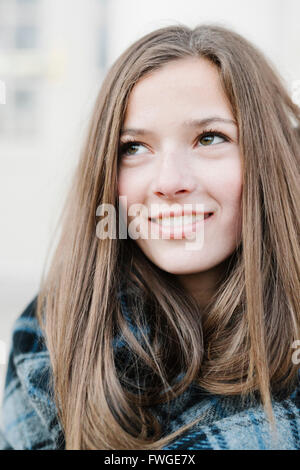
[{"xmin": 35, "ymin": 23, "xmax": 300, "ymax": 449}]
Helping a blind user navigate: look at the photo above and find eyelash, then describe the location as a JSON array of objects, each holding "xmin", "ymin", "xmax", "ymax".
[{"xmin": 118, "ymin": 128, "xmax": 230, "ymax": 157}]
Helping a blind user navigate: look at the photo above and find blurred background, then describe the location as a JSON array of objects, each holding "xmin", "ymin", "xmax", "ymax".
[{"xmin": 0, "ymin": 0, "xmax": 300, "ymax": 403}]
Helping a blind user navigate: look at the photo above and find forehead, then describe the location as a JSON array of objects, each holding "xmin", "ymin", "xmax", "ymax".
[{"xmin": 123, "ymin": 57, "xmax": 232, "ymax": 124}]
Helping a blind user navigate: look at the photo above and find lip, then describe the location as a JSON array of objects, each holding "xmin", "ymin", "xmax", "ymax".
[
  {"xmin": 149, "ymin": 208, "xmax": 213, "ymax": 219},
  {"xmin": 148, "ymin": 212, "xmax": 215, "ymax": 239}
]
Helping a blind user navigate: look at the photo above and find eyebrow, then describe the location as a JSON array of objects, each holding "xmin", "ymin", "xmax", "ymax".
[{"xmin": 120, "ymin": 116, "xmax": 237, "ymax": 137}]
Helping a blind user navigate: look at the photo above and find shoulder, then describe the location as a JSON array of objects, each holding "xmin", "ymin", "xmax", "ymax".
[
  {"xmin": 1, "ymin": 296, "xmax": 64, "ymax": 450},
  {"xmin": 4, "ymin": 295, "xmax": 48, "ymax": 392},
  {"xmin": 4, "ymin": 295, "xmax": 47, "ymax": 389},
  {"xmin": 9, "ymin": 296, "xmax": 46, "ymax": 359}
]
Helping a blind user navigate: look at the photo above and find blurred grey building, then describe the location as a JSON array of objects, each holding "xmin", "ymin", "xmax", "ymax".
[
  {"xmin": 0, "ymin": 0, "xmax": 108, "ymax": 138},
  {"xmin": 0, "ymin": 0, "xmax": 109, "ymax": 404}
]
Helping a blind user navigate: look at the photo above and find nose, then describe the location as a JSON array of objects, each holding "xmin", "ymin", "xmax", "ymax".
[{"xmin": 151, "ymin": 152, "xmax": 197, "ymax": 200}]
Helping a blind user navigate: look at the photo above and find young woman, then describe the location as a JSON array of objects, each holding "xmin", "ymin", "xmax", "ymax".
[{"xmin": 0, "ymin": 23, "xmax": 299, "ymax": 450}]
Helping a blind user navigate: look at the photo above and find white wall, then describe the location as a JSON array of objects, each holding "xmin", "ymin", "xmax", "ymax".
[{"xmin": 107, "ymin": 0, "xmax": 300, "ymax": 93}]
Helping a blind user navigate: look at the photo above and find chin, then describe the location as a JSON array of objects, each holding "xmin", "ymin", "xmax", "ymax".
[{"xmin": 152, "ymin": 259, "xmax": 211, "ymax": 275}]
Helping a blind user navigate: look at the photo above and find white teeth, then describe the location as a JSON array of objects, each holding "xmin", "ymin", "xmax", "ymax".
[{"xmin": 152, "ymin": 214, "xmax": 205, "ymax": 227}]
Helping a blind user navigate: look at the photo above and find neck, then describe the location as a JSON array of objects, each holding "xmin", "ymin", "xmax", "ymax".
[{"xmin": 176, "ymin": 258, "xmax": 231, "ymax": 310}]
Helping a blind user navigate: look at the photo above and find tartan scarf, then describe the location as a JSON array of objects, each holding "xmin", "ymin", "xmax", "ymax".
[{"xmin": 0, "ymin": 294, "xmax": 299, "ymax": 450}]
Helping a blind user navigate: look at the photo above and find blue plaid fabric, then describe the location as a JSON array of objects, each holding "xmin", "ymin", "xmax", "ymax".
[{"xmin": 0, "ymin": 295, "xmax": 299, "ymax": 450}]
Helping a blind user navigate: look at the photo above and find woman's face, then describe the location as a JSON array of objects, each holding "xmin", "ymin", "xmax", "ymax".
[{"xmin": 117, "ymin": 57, "xmax": 242, "ymax": 280}]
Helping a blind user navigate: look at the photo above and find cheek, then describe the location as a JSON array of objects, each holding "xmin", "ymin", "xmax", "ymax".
[
  {"xmin": 118, "ymin": 167, "xmax": 147, "ymax": 211},
  {"xmin": 204, "ymin": 159, "xmax": 243, "ymax": 247},
  {"xmin": 212, "ymin": 160, "xmax": 243, "ymax": 243},
  {"xmin": 207, "ymin": 157, "xmax": 243, "ymax": 209},
  {"xmin": 218, "ymin": 177, "xmax": 242, "ymax": 209}
]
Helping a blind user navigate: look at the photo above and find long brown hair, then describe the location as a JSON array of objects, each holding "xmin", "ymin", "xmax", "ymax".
[{"xmin": 35, "ymin": 23, "xmax": 300, "ymax": 449}]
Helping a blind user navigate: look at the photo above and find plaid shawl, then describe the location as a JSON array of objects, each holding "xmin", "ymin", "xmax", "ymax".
[{"xmin": 0, "ymin": 295, "xmax": 299, "ymax": 450}]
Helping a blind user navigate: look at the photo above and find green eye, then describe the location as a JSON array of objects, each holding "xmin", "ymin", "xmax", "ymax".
[
  {"xmin": 119, "ymin": 141, "xmax": 146, "ymax": 157},
  {"xmin": 200, "ymin": 135, "xmax": 214, "ymax": 145},
  {"xmin": 125, "ymin": 143, "xmax": 139, "ymax": 155},
  {"xmin": 198, "ymin": 132, "xmax": 227, "ymax": 146}
]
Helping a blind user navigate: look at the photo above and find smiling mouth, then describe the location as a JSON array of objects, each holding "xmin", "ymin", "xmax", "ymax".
[
  {"xmin": 149, "ymin": 212, "xmax": 213, "ymax": 227},
  {"xmin": 147, "ymin": 212, "xmax": 214, "ymax": 239}
]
